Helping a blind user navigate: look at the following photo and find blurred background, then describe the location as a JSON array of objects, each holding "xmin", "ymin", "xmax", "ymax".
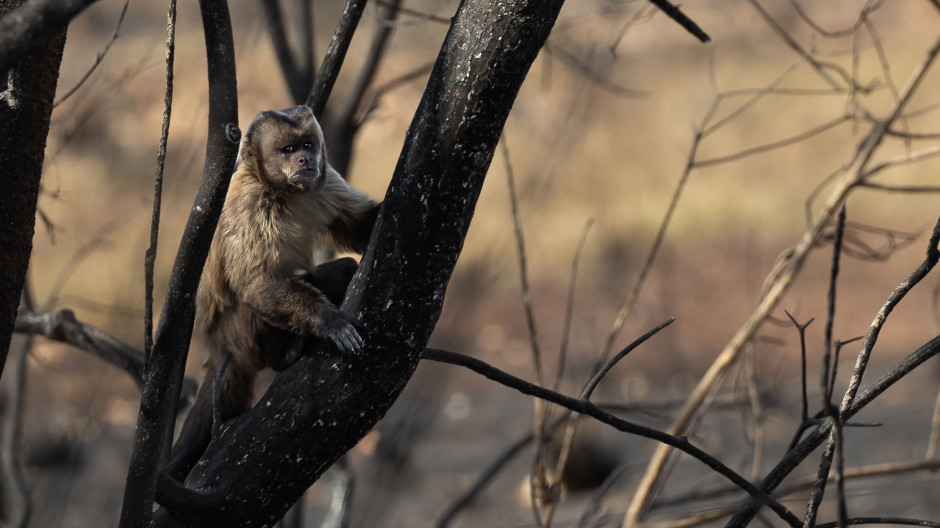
[{"xmin": 9, "ymin": 0, "xmax": 940, "ymax": 526}]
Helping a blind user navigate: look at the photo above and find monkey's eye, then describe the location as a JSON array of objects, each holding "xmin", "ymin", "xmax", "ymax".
[
  {"xmin": 303, "ymin": 142, "xmax": 313, "ymax": 149},
  {"xmin": 282, "ymin": 145, "xmax": 296, "ymax": 154}
]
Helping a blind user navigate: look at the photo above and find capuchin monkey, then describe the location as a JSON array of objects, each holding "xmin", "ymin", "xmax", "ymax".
[{"xmin": 161, "ymin": 105, "xmax": 381, "ymax": 489}]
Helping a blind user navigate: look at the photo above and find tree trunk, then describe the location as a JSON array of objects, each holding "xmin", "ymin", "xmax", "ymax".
[{"xmin": 0, "ymin": 0, "xmax": 67, "ymax": 378}]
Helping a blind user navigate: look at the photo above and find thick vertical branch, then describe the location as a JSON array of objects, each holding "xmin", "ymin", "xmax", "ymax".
[
  {"xmin": 118, "ymin": 0, "xmax": 239, "ymax": 525},
  {"xmin": 145, "ymin": 0, "xmax": 178, "ymax": 357},
  {"xmin": 155, "ymin": 1, "xmax": 566, "ymax": 526},
  {"xmin": 305, "ymin": 0, "xmax": 367, "ymax": 117},
  {"xmin": 0, "ymin": 0, "xmax": 67, "ymax": 381}
]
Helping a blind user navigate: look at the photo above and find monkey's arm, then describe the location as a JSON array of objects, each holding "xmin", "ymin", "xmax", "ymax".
[
  {"xmin": 324, "ymin": 166, "xmax": 381, "ymax": 254},
  {"xmin": 240, "ymin": 271, "xmax": 363, "ymax": 354}
]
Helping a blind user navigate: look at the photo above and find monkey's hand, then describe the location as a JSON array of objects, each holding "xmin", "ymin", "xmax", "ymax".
[{"xmin": 315, "ymin": 308, "xmax": 364, "ymax": 355}]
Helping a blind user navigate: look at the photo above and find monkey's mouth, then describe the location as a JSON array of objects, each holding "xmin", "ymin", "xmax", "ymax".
[{"xmin": 289, "ymin": 169, "xmax": 321, "ymax": 189}]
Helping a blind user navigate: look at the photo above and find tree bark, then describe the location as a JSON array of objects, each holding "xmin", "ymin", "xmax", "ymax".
[
  {"xmin": 155, "ymin": 0, "xmax": 565, "ymax": 526},
  {"xmin": 0, "ymin": 0, "xmax": 67, "ymax": 379}
]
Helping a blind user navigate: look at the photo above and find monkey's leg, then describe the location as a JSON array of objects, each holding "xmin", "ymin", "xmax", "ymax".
[
  {"xmin": 310, "ymin": 256, "xmax": 359, "ymax": 304},
  {"xmin": 163, "ymin": 356, "xmax": 256, "ymax": 482},
  {"xmin": 261, "ymin": 258, "xmax": 361, "ymax": 370},
  {"xmin": 211, "ymin": 351, "xmax": 233, "ymax": 437}
]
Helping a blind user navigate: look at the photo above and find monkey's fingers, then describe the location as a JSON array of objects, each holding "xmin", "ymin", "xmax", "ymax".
[{"xmin": 333, "ymin": 324, "xmax": 363, "ymax": 355}]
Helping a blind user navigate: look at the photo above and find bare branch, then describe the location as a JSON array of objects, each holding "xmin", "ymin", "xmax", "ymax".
[
  {"xmin": 555, "ymin": 218, "xmax": 594, "ymax": 392},
  {"xmin": 259, "ymin": 0, "xmax": 314, "ymax": 104},
  {"xmin": 335, "ymin": 0, "xmax": 403, "ymax": 130},
  {"xmin": 306, "ymin": 0, "xmax": 367, "ymax": 117},
  {"xmin": 53, "ymin": 0, "xmax": 128, "ymax": 107},
  {"xmin": 728, "ymin": 218, "xmax": 940, "ymax": 526},
  {"xmin": 543, "ymin": 42, "xmax": 645, "ymax": 96},
  {"xmin": 0, "ymin": 0, "xmax": 98, "ymax": 75},
  {"xmin": 422, "ymin": 348, "xmax": 802, "ymax": 527},
  {"xmin": 694, "ymin": 114, "xmax": 849, "ymax": 168},
  {"xmin": 627, "ymin": 33, "xmax": 940, "ymax": 528},
  {"xmin": 646, "ymin": 0, "xmax": 710, "ymax": 43},
  {"xmin": 146, "ymin": 0, "xmax": 177, "ymax": 358},
  {"xmin": 13, "ymin": 308, "xmax": 194, "ymax": 412}
]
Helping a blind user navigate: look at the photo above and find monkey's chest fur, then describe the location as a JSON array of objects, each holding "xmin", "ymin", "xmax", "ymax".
[{"xmin": 196, "ymin": 176, "xmax": 339, "ymax": 372}]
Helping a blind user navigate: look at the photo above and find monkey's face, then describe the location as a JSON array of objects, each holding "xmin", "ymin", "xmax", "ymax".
[
  {"xmin": 241, "ymin": 105, "xmax": 329, "ymax": 194},
  {"xmin": 274, "ymin": 136, "xmax": 326, "ymax": 192}
]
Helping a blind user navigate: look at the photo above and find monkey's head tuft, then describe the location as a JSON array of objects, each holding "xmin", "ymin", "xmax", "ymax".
[{"xmin": 240, "ymin": 105, "xmax": 328, "ymax": 194}]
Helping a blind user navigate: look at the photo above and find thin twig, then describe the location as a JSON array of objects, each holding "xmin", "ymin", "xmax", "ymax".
[
  {"xmin": 435, "ymin": 420, "xmax": 562, "ymax": 528},
  {"xmin": 422, "ymin": 348, "xmax": 802, "ymax": 527},
  {"xmin": 501, "ymin": 139, "xmax": 550, "ymax": 525},
  {"xmin": 543, "ymin": 43, "xmax": 645, "ymax": 96},
  {"xmin": 555, "ymin": 218, "xmax": 594, "ymax": 392},
  {"xmin": 646, "ymin": 0, "xmax": 710, "ymax": 43},
  {"xmin": 13, "ymin": 309, "xmax": 198, "ymax": 401},
  {"xmin": 802, "ymin": 217, "xmax": 940, "ymax": 524},
  {"xmin": 53, "ymin": 0, "xmax": 128, "ymax": 107},
  {"xmin": 626, "ymin": 33, "xmax": 940, "ymax": 528},
  {"xmin": 785, "ymin": 0, "xmax": 863, "ymax": 37},
  {"xmin": 502, "ymin": 140, "xmax": 543, "ymax": 387},
  {"xmin": 336, "ymin": 0, "xmax": 403, "ymax": 128},
  {"xmin": 842, "ymin": 216, "xmax": 940, "ymax": 417},
  {"xmin": 43, "ymin": 211, "xmax": 135, "ymax": 310},
  {"xmin": 145, "ymin": 0, "xmax": 177, "ymax": 358},
  {"xmin": 727, "ymin": 220, "xmax": 940, "ymax": 526},
  {"xmin": 928, "ymin": 385, "xmax": 940, "ymax": 460},
  {"xmin": 784, "ymin": 311, "xmax": 814, "ymax": 451},
  {"xmin": 694, "ymin": 114, "xmax": 849, "ymax": 169},
  {"xmin": 583, "ymin": 319, "xmax": 675, "ymax": 401}
]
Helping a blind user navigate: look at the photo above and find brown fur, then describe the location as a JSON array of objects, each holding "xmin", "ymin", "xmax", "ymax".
[{"xmin": 161, "ymin": 105, "xmax": 380, "ymax": 485}]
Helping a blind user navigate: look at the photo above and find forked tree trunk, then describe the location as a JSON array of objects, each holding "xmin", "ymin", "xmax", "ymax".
[{"xmin": 154, "ymin": 0, "xmax": 565, "ymax": 526}]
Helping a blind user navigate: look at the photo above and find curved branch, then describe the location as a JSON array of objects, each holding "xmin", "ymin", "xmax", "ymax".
[
  {"xmin": 0, "ymin": 0, "xmax": 98, "ymax": 75},
  {"xmin": 423, "ymin": 348, "xmax": 801, "ymax": 527},
  {"xmin": 727, "ymin": 334, "xmax": 940, "ymax": 527},
  {"xmin": 13, "ymin": 308, "xmax": 198, "ymax": 403}
]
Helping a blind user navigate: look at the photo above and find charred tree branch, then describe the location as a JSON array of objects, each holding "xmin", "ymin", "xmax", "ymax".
[
  {"xmin": 13, "ymin": 308, "xmax": 198, "ymax": 402},
  {"xmin": 0, "ymin": 0, "xmax": 98, "ymax": 75},
  {"xmin": 118, "ymin": 0, "xmax": 240, "ymax": 525}
]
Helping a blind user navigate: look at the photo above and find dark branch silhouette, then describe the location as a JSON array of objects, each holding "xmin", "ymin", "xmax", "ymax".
[{"xmin": 119, "ymin": 0, "xmax": 240, "ymax": 525}]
